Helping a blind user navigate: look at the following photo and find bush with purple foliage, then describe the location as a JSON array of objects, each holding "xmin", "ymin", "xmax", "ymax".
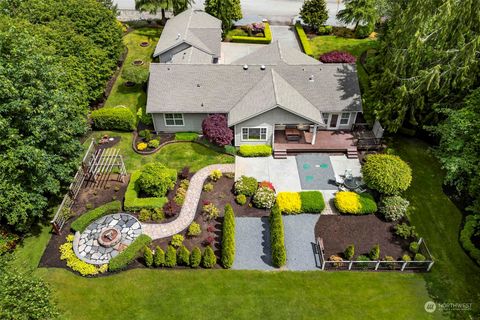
[
  {"xmin": 202, "ymin": 114, "xmax": 233, "ymax": 146},
  {"xmin": 319, "ymin": 51, "xmax": 357, "ymax": 63}
]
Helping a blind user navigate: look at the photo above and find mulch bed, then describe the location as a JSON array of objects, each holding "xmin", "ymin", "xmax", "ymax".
[
  {"xmin": 133, "ymin": 132, "xmax": 175, "ymax": 153},
  {"xmin": 315, "ymin": 214, "xmax": 409, "ymax": 260},
  {"xmin": 197, "ymin": 175, "xmax": 270, "ymax": 218}
]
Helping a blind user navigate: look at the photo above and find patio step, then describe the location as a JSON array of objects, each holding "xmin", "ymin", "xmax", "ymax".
[
  {"xmin": 273, "ymin": 149, "xmax": 287, "ymax": 159},
  {"xmin": 346, "ymin": 148, "xmax": 359, "ymax": 159}
]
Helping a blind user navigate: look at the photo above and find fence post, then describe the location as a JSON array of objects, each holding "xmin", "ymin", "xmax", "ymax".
[
  {"xmin": 401, "ymin": 261, "xmax": 407, "ymax": 271},
  {"xmin": 375, "ymin": 261, "xmax": 380, "ymax": 271},
  {"xmin": 321, "ymin": 260, "xmax": 325, "ymax": 270},
  {"xmin": 418, "ymin": 237, "xmax": 423, "ymax": 246},
  {"xmin": 348, "ymin": 261, "xmax": 353, "ymax": 270},
  {"xmin": 427, "ymin": 261, "xmax": 434, "ymax": 272}
]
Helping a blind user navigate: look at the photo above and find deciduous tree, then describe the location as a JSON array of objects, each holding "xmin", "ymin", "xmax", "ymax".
[{"xmin": 205, "ymin": 0, "xmax": 242, "ymax": 31}]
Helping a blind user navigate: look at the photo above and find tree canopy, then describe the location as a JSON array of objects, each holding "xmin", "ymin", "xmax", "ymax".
[
  {"xmin": 299, "ymin": 0, "xmax": 328, "ymax": 31},
  {"xmin": 336, "ymin": 0, "xmax": 378, "ymax": 31},
  {"xmin": 205, "ymin": 0, "xmax": 242, "ymax": 32}
]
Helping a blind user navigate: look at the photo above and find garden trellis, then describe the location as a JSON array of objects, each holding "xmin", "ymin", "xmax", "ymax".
[{"xmin": 51, "ymin": 139, "xmax": 127, "ymax": 234}]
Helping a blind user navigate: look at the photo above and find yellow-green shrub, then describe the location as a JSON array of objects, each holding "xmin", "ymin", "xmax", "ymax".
[
  {"xmin": 334, "ymin": 191, "xmax": 377, "ymax": 214},
  {"xmin": 59, "ymin": 236, "xmax": 107, "ymax": 276},
  {"xmin": 276, "ymin": 192, "xmax": 302, "ymax": 214}
]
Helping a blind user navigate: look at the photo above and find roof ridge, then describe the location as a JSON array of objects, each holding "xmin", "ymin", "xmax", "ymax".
[{"xmin": 271, "ymin": 69, "xmax": 280, "ymax": 105}]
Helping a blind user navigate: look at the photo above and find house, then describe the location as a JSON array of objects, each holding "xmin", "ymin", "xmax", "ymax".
[
  {"xmin": 152, "ymin": 9, "xmax": 222, "ymax": 64},
  {"xmin": 147, "ymin": 11, "xmax": 364, "ymax": 158}
]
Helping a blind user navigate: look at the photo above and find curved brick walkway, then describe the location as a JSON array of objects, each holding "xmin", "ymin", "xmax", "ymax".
[{"xmin": 142, "ymin": 163, "xmax": 235, "ymax": 240}]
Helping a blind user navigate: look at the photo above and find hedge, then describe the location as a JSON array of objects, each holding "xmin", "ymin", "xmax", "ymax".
[
  {"xmin": 124, "ymin": 170, "xmax": 168, "ymax": 212},
  {"xmin": 90, "ymin": 107, "xmax": 136, "ymax": 131},
  {"xmin": 175, "ymin": 132, "xmax": 199, "ymax": 141},
  {"xmin": 299, "ymin": 191, "xmax": 325, "ymax": 213},
  {"xmin": 221, "ymin": 204, "xmax": 235, "ymax": 268},
  {"xmin": 460, "ymin": 215, "xmax": 480, "ymax": 265},
  {"xmin": 295, "ymin": 23, "xmax": 313, "ymax": 57},
  {"xmin": 238, "ymin": 145, "xmax": 272, "ymax": 157},
  {"xmin": 334, "ymin": 191, "xmax": 377, "ymax": 215},
  {"xmin": 270, "ymin": 204, "xmax": 286, "ymax": 267},
  {"xmin": 108, "ymin": 234, "xmax": 152, "ymax": 272},
  {"xmin": 276, "ymin": 192, "xmax": 302, "ymax": 214},
  {"xmin": 231, "ymin": 23, "xmax": 272, "ymax": 44},
  {"xmin": 71, "ymin": 201, "xmax": 122, "ymax": 232}
]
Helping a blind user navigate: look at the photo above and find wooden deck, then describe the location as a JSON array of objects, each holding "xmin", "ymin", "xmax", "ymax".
[{"xmin": 273, "ymin": 130, "xmax": 358, "ymax": 159}]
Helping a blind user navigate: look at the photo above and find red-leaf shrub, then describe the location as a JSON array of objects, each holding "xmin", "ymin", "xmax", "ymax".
[
  {"xmin": 202, "ymin": 114, "xmax": 233, "ymax": 146},
  {"xmin": 203, "ymin": 236, "xmax": 214, "ymax": 246},
  {"xmin": 163, "ymin": 200, "xmax": 180, "ymax": 217},
  {"xmin": 319, "ymin": 51, "xmax": 356, "ymax": 63},
  {"xmin": 259, "ymin": 181, "xmax": 275, "ymax": 192},
  {"xmin": 207, "ymin": 225, "xmax": 215, "ymax": 232}
]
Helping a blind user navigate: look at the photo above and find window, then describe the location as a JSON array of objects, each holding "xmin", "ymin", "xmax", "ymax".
[
  {"xmin": 164, "ymin": 113, "xmax": 184, "ymax": 126},
  {"xmin": 322, "ymin": 113, "xmax": 329, "ymax": 125},
  {"xmin": 242, "ymin": 127, "xmax": 267, "ymax": 141},
  {"xmin": 340, "ymin": 113, "xmax": 350, "ymax": 125}
]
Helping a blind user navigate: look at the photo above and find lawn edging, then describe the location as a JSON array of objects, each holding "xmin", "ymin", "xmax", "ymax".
[
  {"xmin": 231, "ymin": 23, "xmax": 272, "ymax": 44},
  {"xmin": 295, "ymin": 23, "xmax": 314, "ymax": 57},
  {"xmin": 71, "ymin": 201, "xmax": 122, "ymax": 232}
]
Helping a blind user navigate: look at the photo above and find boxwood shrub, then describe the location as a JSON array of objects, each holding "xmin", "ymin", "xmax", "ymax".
[
  {"xmin": 460, "ymin": 214, "xmax": 480, "ymax": 265},
  {"xmin": 299, "ymin": 191, "xmax": 325, "ymax": 213},
  {"xmin": 334, "ymin": 191, "xmax": 377, "ymax": 215},
  {"xmin": 231, "ymin": 23, "xmax": 272, "ymax": 44},
  {"xmin": 90, "ymin": 107, "xmax": 136, "ymax": 131},
  {"xmin": 270, "ymin": 204, "xmax": 286, "ymax": 267},
  {"xmin": 136, "ymin": 163, "xmax": 177, "ymax": 197},
  {"xmin": 71, "ymin": 201, "xmax": 121, "ymax": 232},
  {"xmin": 238, "ymin": 145, "xmax": 272, "ymax": 157},
  {"xmin": 108, "ymin": 234, "xmax": 152, "ymax": 272},
  {"xmin": 295, "ymin": 23, "xmax": 313, "ymax": 57},
  {"xmin": 362, "ymin": 154, "xmax": 412, "ymax": 195},
  {"xmin": 221, "ymin": 204, "xmax": 235, "ymax": 268},
  {"xmin": 124, "ymin": 170, "xmax": 168, "ymax": 212}
]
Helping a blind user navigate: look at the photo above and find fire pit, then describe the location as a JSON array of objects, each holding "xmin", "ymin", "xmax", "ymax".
[{"xmin": 98, "ymin": 227, "xmax": 121, "ymax": 248}]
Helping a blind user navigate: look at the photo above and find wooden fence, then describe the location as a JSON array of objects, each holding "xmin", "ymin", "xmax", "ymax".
[{"xmin": 317, "ymin": 237, "xmax": 434, "ymax": 272}]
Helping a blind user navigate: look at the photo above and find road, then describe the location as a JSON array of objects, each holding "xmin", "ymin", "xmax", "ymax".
[{"xmin": 114, "ymin": 0, "xmax": 346, "ymax": 25}]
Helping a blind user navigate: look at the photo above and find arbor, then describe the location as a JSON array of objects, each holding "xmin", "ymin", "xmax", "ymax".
[
  {"xmin": 201, "ymin": 114, "xmax": 233, "ymax": 146},
  {"xmin": 204, "ymin": 0, "xmax": 242, "ymax": 31},
  {"xmin": 336, "ymin": 0, "xmax": 378, "ymax": 31},
  {"xmin": 299, "ymin": 0, "xmax": 328, "ymax": 31},
  {"xmin": 367, "ymin": 0, "xmax": 480, "ymax": 131}
]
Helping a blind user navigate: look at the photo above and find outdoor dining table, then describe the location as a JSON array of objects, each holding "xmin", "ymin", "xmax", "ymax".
[{"xmin": 343, "ymin": 177, "xmax": 364, "ymax": 190}]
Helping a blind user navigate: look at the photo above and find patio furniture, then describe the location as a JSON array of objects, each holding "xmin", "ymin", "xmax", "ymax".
[
  {"xmin": 344, "ymin": 177, "xmax": 364, "ymax": 190},
  {"xmin": 285, "ymin": 128, "xmax": 301, "ymax": 141}
]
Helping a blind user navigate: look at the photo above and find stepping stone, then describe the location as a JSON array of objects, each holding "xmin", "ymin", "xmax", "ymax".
[
  {"xmin": 85, "ymin": 246, "xmax": 91, "ymax": 253},
  {"xmin": 126, "ymin": 220, "xmax": 135, "ymax": 227},
  {"xmin": 132, "ymin": 222, "xmax": 140, "ymax": 229}
]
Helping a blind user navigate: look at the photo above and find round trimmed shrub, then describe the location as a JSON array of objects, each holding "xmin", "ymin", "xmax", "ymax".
[
  {"xmin": 414, "ymin": 253, "xmax": 426, "ymax": 261},
  {"xmin": 90, "ymin": 107, "xmax": 136, "ymax": 131},
  {"xmin": 190, "ymin": 247, "xmax": 202, "ymax": 268},
  {"xmin": 379, "ymin": 196, "xmax": 409, "ymax": 221},
  {"xmin": 362, "ymin": 154, "xmax": 412, "ymax": 195},
  {"xmin": 188, "ymin": 222, "xmax": 201, "ymax": 236},
  {"xmin": 148, "ymin": 139, "xmax": 160, "ymax": 148},
  {"xmin": 319, "ymin": 51, "xmax": 356, "ymax": 63},
  {"xmin": 344, "ymin": 244, "xmax": 354, "ymax": 260},
  {"xmin": 334, "ymin": 191, "xmax": 377, "ymax": 214},
  {"xmin": 137, "ymin": 163, "xmax": 177, "ymax": 197},
  {"xmin": 234, "ymin": 175, "xmax": 258, "ymax": 196},
  {"xmin": 409, "ymin": 241, "xmax": 419, "ymax": 253},
  {"xmin": 235, "ymin": 194, "xmax": 247, "ymax": 205},
  {"xmin": 202, "ymin": 246, "xmax": 217, "ymax": 268},
  {"xmin": 252, "ymin": 187, "xmax": 276, "ymax": 209},
  {"xmin": 369, "ymin": 244, "xmax": 380, "ymax": 260},
  {"xmin": 402, "ymin": 254, "xmax": 411, "ymax": 262}
]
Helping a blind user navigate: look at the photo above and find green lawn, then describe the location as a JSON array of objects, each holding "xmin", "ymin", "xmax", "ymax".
[
  {"xmin": 103, "ymin": 28, "xmax": 162, "ymax": 115},
  {"xmin": 309, "ymin": 35, "xmax": 377, "ymax": 58},
  {"xmin": 394, "ymin": 137, "xmax": 480, "ymax": 318},
  {"xmin": 85, "ymin": 131, "xmax": 234, "ymax": 173}
]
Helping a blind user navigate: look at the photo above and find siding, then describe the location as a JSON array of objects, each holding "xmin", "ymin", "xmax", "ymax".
[
  {"xmin": 233, "ymin": 107, "xmax": 311, "ymax": 146},
  {"xmin": 152, "ymin": 113, "xmax": 208, "ymax": 132}
]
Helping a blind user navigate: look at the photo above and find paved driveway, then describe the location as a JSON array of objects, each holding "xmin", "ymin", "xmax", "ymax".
[
  {"xmin": 220, "ymin": 43, "xmax": 265, "ymax": 64},
  {"xmin": 270, "ymin": 26, "xmax": 301, "ymax": 51},
  {"xmin": 232, "ymin": 217, "xmax": 273, "ymax": 270},
  {"xmin": 235, "ymin": 156, "xmax": 302, "ymax": 192}
]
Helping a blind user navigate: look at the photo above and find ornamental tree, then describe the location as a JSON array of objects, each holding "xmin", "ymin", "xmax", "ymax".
[
  {"xmin": 299, "ymin": 0, "xmax": 328, "ymax": 31},
  {"xmin": 319, "ymin": 51, "xmax": 357, "ymax": 63},
  {"xmin": 201, "ymin": 114, "xmax": 233, "ymax": 146}
]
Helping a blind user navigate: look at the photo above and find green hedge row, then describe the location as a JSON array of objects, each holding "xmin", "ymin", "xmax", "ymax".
[
  {"xmin": 231, "ymin": 23, "xmax": 272, "ymax": 44},
  {"xmin": 90, "ymin": 107, "xmax": 136, "ymax": 131},
  {"xmin": 221, "ymin": 204, "xmax": 235, "ymax": 268},
  {"xmin": 295, "ymin": 23, "xmax": 314, "ymax": 57},
  {"xmin": 299, "ymin": 191, "xmax": 325, "ymax": 213},
  {"xmin": 460, "ymin": 215, "xmax": 480, "ymax": 265},
  {"xmin": 124, "ymin": 170, "xmax": 168, "ymax": 212},
  {"xmin": 270, "ymin": 204, "xmax": 286, "ymax": 267},
  {"xmin": 71, "ymin": 201, "xmax": 122, "ymax": 232},
  {"xmin": 238, "ymin": 145, "xmax": 272, "ymax": 157},
  {"xmin": 108, "ymin": 234, "xmax": 152, "ymax": 272}
]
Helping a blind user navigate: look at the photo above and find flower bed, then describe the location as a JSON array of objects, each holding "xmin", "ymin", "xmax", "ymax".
[{"xmin": 230, "ymin": 23, "xmax": 272, "ymax": 44}]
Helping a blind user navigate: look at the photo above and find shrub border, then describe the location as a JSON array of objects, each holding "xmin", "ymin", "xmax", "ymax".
[
  {"xmin": 108, "ymin": 234, "xmax": 152, "ymax": 272},
  {"xmin": 231, "ymin": 23, "xmax": 272, "ymax": 44},
  {"xmin": 270, "ymin": 204, "xmax": 286, "ymax": 267},
  {"xmin": 294, "ymin": 23, "xmax": 314, "ymax": 57},
  {"xmin": 71, "ymin": 201, "xmax": 122, "ymax": 232}
]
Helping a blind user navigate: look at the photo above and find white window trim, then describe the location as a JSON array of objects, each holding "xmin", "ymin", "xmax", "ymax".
[
  {"xmin": 241, "ymin": 127, "xmax": 268, "ymax": 141},
  {"xmin": 163, "ymin": 113, "xmax": 185, "ymax": 127},
  {"xmin": 340, "ymin": 112, "xmax": 350, "ymax": 125}
]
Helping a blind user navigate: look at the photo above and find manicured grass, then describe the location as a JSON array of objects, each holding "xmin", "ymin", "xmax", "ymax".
[
  {"xmin": 85, "ymin": 131, "xmax": 234, "ymax": 173},
  {"xmin": 394, "ymin": 137, "xmax": 480, "ymax": 318},
  {"xmin": 309, "ymin": 35, "xmax": 377, "ymax": 58},
  {"xmin": 104, "ymin": 28, "xmax": 162, "ymax": 115}
]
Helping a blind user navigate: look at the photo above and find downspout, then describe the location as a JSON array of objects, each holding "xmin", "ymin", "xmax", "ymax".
[{"xmin": 311, "ymin": 124, "xmax": 318, "ymax": 145}]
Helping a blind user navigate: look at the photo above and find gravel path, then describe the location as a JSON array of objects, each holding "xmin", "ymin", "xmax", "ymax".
[
  {"xmin": 283, "ymin": 214, "xmax": 321, "ymax": 270},
  {"xmin": 232, "ymin": 217, "xmax": 274, "ymax": 270},
  {"xmin": 142, "ymin": 164, "xmax": 235, "ymax": 240}
]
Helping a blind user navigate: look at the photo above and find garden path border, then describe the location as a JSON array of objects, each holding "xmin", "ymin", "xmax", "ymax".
[{"xmin": 141, "ymin": 163, "xmax": 235, "ymax": 239}]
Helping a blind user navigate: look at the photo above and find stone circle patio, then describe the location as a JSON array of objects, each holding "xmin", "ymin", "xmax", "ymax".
[{"xmin": 74, "ymin": 213, "xmax": 142, "ymax": 265}]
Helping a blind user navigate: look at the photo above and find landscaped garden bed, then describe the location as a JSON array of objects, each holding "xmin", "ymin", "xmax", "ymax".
[{"xmin": 133, "ymin": 129, "xmax": 174, "ymax": 154}]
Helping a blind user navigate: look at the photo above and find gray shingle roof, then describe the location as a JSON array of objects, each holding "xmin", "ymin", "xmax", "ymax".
[
  {"xmin": 153, "ymin": 9, "xmax": 221, "ymax": 59},
  {"xmin": 147, "ymin": 42, "xmax": 362, "ymax": 123}
]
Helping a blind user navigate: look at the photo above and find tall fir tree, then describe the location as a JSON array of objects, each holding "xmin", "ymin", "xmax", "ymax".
[{"xmin": 299, "ymin": 0, "xmax": 328, "ymax": 31}]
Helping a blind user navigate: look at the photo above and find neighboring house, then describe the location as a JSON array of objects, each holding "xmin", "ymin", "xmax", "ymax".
[
  {"xmin": 153, "ymin": 9, "xmax": 222, "ymax": 64},
  {"xmin": 147, "ymin": 10, "xmax": 364, "ymax": 158}
]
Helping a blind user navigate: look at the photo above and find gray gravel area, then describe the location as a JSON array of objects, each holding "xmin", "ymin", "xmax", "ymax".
[
  {"xmin": 232, "ymin": 217, "xmax": 274, "ymax": 270},
  {"xmin": 296, "ymin": 154, "xmax": 337, "ymax": 190},
  {"xmin": 283, "ymin": 214, "xmax": 321, "ymax": 270}
]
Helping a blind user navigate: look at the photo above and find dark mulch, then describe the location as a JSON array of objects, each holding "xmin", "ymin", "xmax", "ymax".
[
  {"xmin": 134, "ymin": 132, "xmax": 175, "ymax": 152},
  {"xmin": 197, "ymin": 176, "xmax": 270, "ymax": 218},
  {"xmin": 96, "ymin": 136, "xmax": 121, "ymax": 150},
  {"xmin": 315, "ymin": 214, "xmax": 409, "ymax": 260}
]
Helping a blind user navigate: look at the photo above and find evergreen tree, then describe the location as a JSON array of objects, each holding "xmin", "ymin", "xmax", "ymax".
[
  {"xmin": 299, "ymin": 0, "xmax": 328, "ymax": 31},
  {"xmin": 336, "ymin": 0, "xmax": 378, "ymax": 31},
  {"xmin": 205, "ymin": 0, "xmax": 242, "ymax": 32}
]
